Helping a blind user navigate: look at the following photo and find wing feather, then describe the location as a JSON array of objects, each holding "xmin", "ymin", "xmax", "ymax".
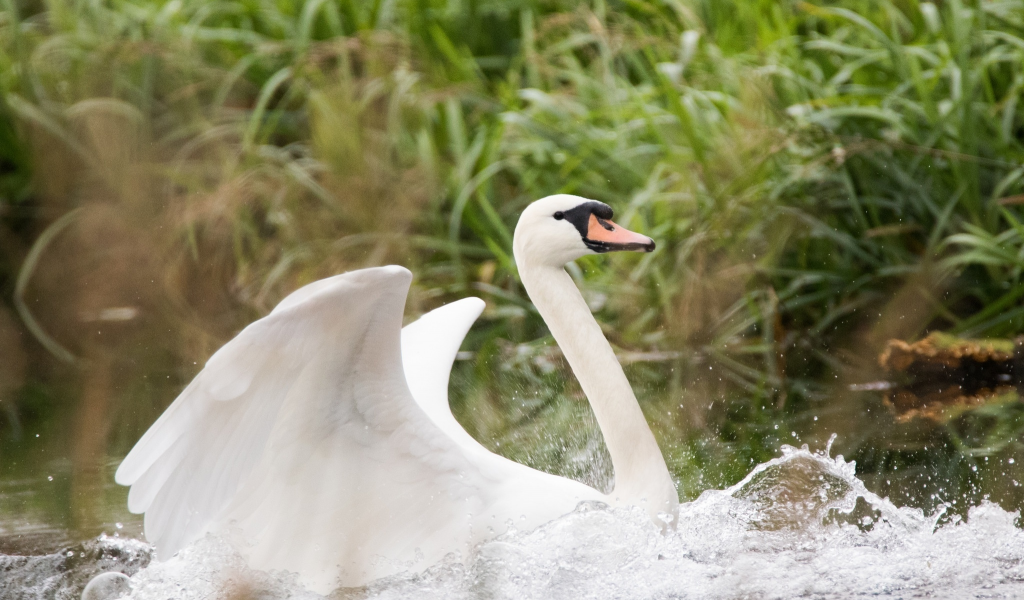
[
  {"xmin": 116, "ymin": 267, "xmax": 421, "ymax": 560},
  {"xmin": 401, "ymin": 298, "xmax": 488, "ymax": 452}
]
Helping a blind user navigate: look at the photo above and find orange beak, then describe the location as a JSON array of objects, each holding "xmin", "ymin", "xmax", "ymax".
[{"xmin": 584, "ymin": 214, "xmax": 656, "ymax": 253}]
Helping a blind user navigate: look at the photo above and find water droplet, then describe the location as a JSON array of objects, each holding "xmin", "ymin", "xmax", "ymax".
[{"xmin": 826, "ymin": 433, "xmax": 838, "ymax": 457}]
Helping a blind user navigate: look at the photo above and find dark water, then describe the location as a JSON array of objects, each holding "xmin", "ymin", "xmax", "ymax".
[
  {"xmin": 0, "ymin": 459, "xmax": 142, "ymax": 556},
  {"xmin": 0, "ymin": 456, "xmax": 149, "ymax": 599}
]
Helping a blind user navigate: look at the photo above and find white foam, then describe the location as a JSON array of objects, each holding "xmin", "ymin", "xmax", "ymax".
[{"xmin": 123, "ymin": 446, "xmax": 1024, "ymax": 599}]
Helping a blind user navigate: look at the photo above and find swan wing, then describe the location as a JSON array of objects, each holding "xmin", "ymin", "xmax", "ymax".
[
  {"xmin": 401, "ymin": 298, "xmax": 489, "ymax": 452},
  {"xmin": 401, "ymin": 297, "xmax": 606, "ymax": 528},
  {"xmin": 115, "ymin": 267, "xmax": 489, "ymax": 589},
  {"xmin": 111, "ymin": 269, "xmax": 394, "ymax": 555}
]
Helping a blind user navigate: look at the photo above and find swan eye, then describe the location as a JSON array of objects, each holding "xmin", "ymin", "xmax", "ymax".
[{"xmin": 553, "ymin": 211, "xmax": 564, "ymax": 220}]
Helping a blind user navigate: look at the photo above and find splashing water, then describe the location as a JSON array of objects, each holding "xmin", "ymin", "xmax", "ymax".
[
  {"xmin": 9, "ymin": 446, "xmax": 1024, "ymax": 599},
  {"xmin": 0, "ymin": 535, "xmax": 151, "ymax": 600}
]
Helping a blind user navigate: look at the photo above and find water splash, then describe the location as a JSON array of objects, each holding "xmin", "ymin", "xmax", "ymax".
[
  {"xmin": 10, "ymin": 446, "xmax": 1024, "ymax": 599},
  {"xmin": 0, "ymin": 535, "xmax": 151, "ymax": 600}
]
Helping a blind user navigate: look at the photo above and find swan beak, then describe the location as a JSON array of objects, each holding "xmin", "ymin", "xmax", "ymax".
[{"xmin": 584, "ymin": 214, "xmax": 656, "ymax": 253}]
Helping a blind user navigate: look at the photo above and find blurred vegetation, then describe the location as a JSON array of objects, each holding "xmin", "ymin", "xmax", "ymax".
[{"xmin": 1, "ymin": 0, "xmax": 1024, "ymax": 540}]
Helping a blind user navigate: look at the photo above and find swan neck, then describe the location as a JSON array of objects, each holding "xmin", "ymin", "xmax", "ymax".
[{"xmin": 517, "ymin": 262, "xmax": 678, "ymax": 515}]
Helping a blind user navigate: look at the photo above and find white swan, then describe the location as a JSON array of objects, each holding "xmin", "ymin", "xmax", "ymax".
[{"xmin": 115, "ymin": 195, "xmax": 678, "ymax": 593}]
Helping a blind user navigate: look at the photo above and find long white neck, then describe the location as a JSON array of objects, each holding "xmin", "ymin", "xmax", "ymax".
[{"xmin": 518, "ymin": 261, "xmax": 678, "ymax": 520}]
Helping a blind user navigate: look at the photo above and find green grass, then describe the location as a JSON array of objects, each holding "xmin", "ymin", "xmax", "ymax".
[{"xmin": 1, "ymin": 0, "xmax": 1024, "ymax": 528}]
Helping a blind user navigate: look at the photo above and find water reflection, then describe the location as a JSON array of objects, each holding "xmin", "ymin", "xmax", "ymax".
[
  {"xmin": 878, "ymin": 332, "xmax": 1022, "ymax": 422},
  {"xmin": 0, "ymin": 457, "xmax": 143, "ymax": 556}
]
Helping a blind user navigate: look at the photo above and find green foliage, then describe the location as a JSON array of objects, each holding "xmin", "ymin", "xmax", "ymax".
[{"xmin": 1, "ymin": 0, "xmax": 1024, "ymax": 525}]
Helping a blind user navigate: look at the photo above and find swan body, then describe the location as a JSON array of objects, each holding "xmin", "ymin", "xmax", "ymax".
[{"xmin": 116, "ymin": 195, "xmax": 678, "ymax": 593}]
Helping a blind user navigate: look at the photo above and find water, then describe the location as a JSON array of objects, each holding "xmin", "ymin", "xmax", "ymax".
[
  {"xmin": 0, "ymin": 536, "xmax": 151, "ymax": 600},
  {"xmin": 0, "ymin": 458, "xmax": 144, "ymax": 556},
  {"xmin": 6, "ymin": 444, "xmax": 1022, "ymax": 599}
]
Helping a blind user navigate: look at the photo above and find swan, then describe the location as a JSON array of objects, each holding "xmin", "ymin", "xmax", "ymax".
[{"xmin": 114, "ymin": 194, "xmax": 679, "ymax": 593}]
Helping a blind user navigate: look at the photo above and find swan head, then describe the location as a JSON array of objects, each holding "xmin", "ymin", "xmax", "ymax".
[{"xmin": 513, "ymin": 194, "xmax": 655, "ymax": 267}]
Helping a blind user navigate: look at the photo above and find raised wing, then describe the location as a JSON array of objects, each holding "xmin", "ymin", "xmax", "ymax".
[
  {"xmin": 400, "ymin": 297, "xmax": 605, "ymax": 527},
  {"xmin": 115, "ymin": 267, "xmax": 494, "ymax": 591},
  {"xmin": 402, "ymin": 298, "xmax": 488, "ymax": 452}
]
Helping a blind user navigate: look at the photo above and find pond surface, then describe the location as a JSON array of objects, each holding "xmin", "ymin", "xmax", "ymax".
[{"xmin": 0, "ymin": 459, "xmax": 142, "ymax": 556}]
